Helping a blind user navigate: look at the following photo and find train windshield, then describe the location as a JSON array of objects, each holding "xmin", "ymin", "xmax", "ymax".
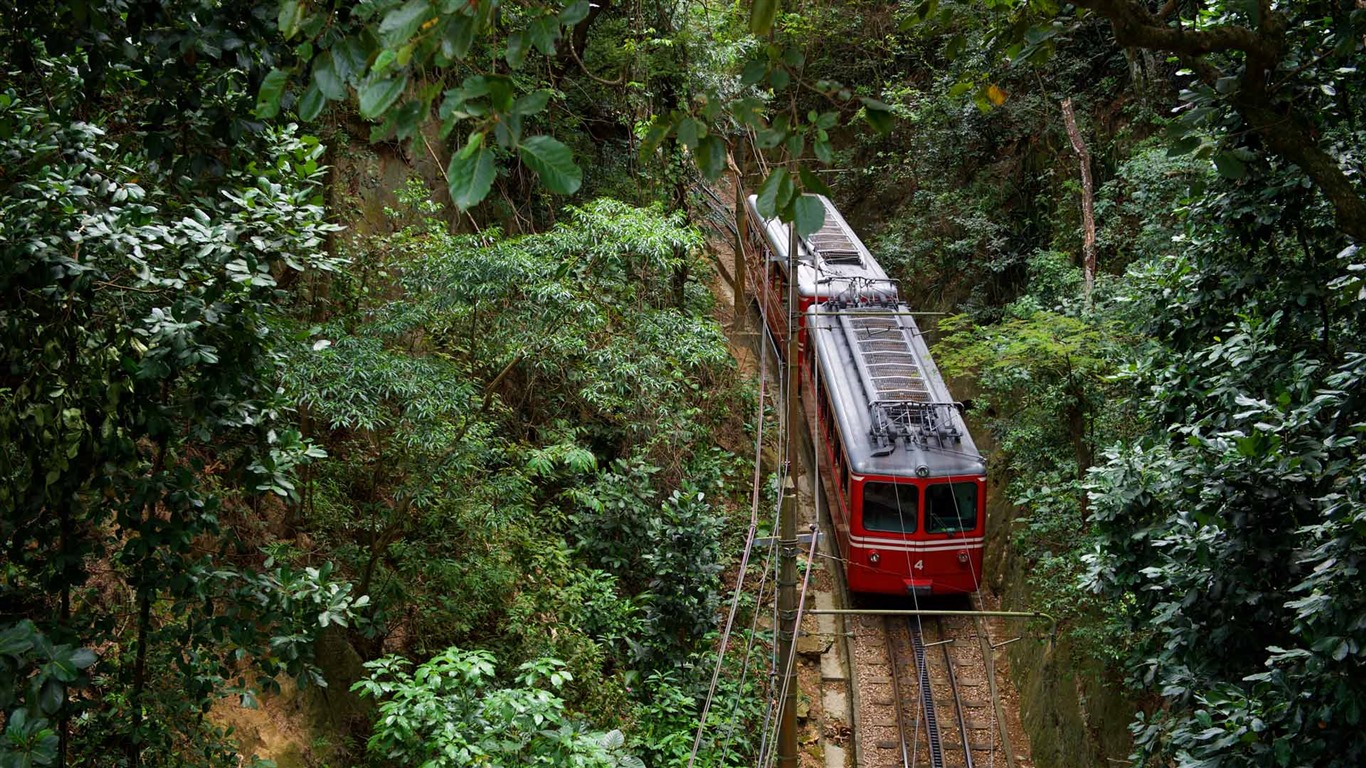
[
  {"xmin": 925, "ymin": 482, "xmax": 979, "ymax": 533},
  {"xmin": 862, "ymin": 482, "xmax": 918, "ymax": 533}
]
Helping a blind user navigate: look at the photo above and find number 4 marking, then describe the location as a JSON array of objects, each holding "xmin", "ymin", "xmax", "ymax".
[{"xmin": 914, "ymin": 559, "xmax": 924, "ymax": 571}]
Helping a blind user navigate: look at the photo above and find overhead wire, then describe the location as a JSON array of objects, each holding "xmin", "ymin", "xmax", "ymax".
[
  {"xmin": 688, "ymin": 191, "xmax": 791, "ymax": 767},
  {"xmin": 715, "ymin": 209, "xmax": 793, "ymax": 764},
  {"xmin": 685, "ymin": 199, "xmax": 790, "ymax": 765},
  {"xmin": 754, "ymin": 207, "xmax": 811, "ymax": 768}
]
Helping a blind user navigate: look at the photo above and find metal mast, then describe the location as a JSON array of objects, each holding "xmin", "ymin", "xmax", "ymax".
[{"xmin": 777, "ymin": 217, "xmax": 800, "ymax": 768}]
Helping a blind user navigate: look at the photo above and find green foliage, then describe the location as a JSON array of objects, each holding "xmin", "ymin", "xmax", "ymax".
[
  {"xmin": 287, "ymin": 188, "xmax": 756, "ymax": 758},
  {"xmin": 937, "ymin": 257, "xmax": 1137, "ymax": 661},
  {"xmin": 0, "ymin": 622, "xmax": 96, "ymax": 767},
  {"xmin": 1084, "ymin": 236, "xmax": 1366, "ymax": 766},
  {"xmin": 0, "ymin": 63, "xmax": 356, "ymax": 764},
  {"xmin": 255, "ymin": 0, "xmax": 889, "ymax": 223},
  {"xmin": 628, "ymin": 643, "xmax": 768, "ymax": 768},
  {"xmin": 962, "ymin": 1, "xmax": 1366, "ymax": 240},
  {"xmin": 1, "ymin": 0, "xmax": 292, "ymax": 177},
  {"xmin": 353, "ymin": 648, "xmax": 646, "ymax": 768},
  {"xmin": 1094, "ymin": 139, "xmax": 1212, "ymax": 275},
  {"xmin": 570, "ymin": 457, "xmax": 729, "ymax": 664}
]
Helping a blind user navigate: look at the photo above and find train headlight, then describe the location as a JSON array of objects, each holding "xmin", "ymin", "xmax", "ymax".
[
  {"xmin": 957, "ymin": 552, "xmax": 969, "ymax": 564},
  {"xmin": 868, "ymin": 551, "xmax": 881, "ymax": 565}
]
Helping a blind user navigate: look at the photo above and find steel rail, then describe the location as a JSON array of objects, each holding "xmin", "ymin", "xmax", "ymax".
[
  {"xmin": 972, "ymin": 597, "xmax": 1017, "ymax": 768},
  {"xmin": 884, "ymin": 617, "xmax": 915, "ymax": 768},
  {"xmin": 934, "ymin": 618, "xmax": 974, "ymax": 768}
]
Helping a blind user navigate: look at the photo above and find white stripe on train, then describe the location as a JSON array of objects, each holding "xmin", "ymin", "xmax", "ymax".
[{"xmin": 846, "ymin": 537, "xmax": 984, "ymax": 553}]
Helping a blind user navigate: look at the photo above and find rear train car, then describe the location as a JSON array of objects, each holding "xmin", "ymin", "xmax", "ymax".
[
  {"xmin": 804, "ymin": 297, "xmax": 986, "ymax": 596},
  {"xmin": 742, "ymin": 194, "xmax": 897, "ymax": 352}
]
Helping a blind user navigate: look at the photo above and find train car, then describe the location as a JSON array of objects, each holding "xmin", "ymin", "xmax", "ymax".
[
  {"xmin": 742, "ymin": 194, "xmax": 897, "ymax": 353},
  {"xmin": 803, "ymin": 297, "xmax": 987, "ymax": 596}
]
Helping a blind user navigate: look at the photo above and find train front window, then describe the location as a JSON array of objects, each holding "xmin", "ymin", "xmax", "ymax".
[
  {"xmin": 925, "ymin": 482, "xmax": 979, "ymax": 533},
  {"xmin": 862, "ymin": 482, "xmax": 918, "ymax": 533}
]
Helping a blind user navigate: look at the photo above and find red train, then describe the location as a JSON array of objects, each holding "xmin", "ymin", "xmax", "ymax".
[{"xmin": 745, "ymin": 194, "xmax": 987, "ymax": 596}]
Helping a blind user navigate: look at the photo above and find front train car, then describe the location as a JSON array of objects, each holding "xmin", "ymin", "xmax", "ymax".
[{"xmin": 805, "ymin": 298, "xmax": 987, "ymax": 596}]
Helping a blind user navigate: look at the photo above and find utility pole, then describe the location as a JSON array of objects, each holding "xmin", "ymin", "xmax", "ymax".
[
  {"xmin": 731, "ymin": 157, "xmax": 747, "ymax": 331},
  {"xmin": 777, "ymin": 219, "xmax": 801, "ymax": 768}
]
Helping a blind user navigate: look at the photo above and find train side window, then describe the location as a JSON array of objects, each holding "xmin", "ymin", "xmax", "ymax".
[
  {"xmin": 924, "ymin": 483, "xmax": 979, "ymax": 533},
  {"xmin": 861, "ymin": 482, "xmax": 918, "ymax": 533}
]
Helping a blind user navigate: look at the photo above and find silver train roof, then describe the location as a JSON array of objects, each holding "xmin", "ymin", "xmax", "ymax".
[
  {"xmin": 807, "ymin": 300, "xmax": 985, "ymax": 479},
  {"xmin": 744, "ymin": 194, "xmax": 898, "ymax": 301}
]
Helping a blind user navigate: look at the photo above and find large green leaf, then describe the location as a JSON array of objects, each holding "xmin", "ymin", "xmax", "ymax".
[
  {"xmin": 278, "ymin": 0, "xmax": 304, "ymax": 39},
  {"xmin": 749, "ymin": 0, "xmax": 779, "ymax": 34},
  {"xmin": 297, "ymin": 83, "xmax": 326, "ymax": 121},
  {"xmin": 358, "ymin": 75, "xmax": 408, "ymax": 119},
  {"xmin": 696, "ymin": 136, "xmax": 727, "ymax": 180},
  {"xmin": 1214, "ymin": 152, "xmax": 1246, "ymax": 180},
  {"xmin": 379, "ymin": 0, "xmax": 433, "ymax": 48},
  {"xmin": 512, "ymin": 90, "xmax": 550, "ymax": 116},
  {"xmin": 39, "ymin": 679, "xmax": 63, "ymax": 715},
  {"xmin": 313, "ymin": 50, "xmax": 346, "ymax": 100},
  {"xmin": 798, "ymin": 166, "xmax": 831, "ymax": 198},
  {"xmin": 442, "ymin": 14, "xmax": 476, "ymax": 60},
  {"xmin": 69, "ymin": 648, "xmax": 96, "ymax": 669},
  {"xmin": 740, "ymin": 58, "xmax": 768, "ymax": 85},
  {"xmin": 755, "ymin": 167, "xmax": 793, "ymax": 219},
  {"xmin": 560, "ymin": 0, "xmax": 592, "ymax": 25},
  {"xmin": 449, "ymin": 135, "xmax": 496, "ymax": 210},
  {"xmin": 1167, "ymin": 135, "xmax": 1202, "ymax": 157},
  {"xmin": 255, "ymin": 69, "xmax": 289, "ymax": 119},
  {"xmin": 0, "ymin": 622, "xmax": 35, "ymax": 658},
  {"xmin": 518, "ymin": 135, "xmax": 581, "ymax": 195},
  {"xmin": 676, "ymin": 117, "xmax": 703, "ymax": 149},
  {"xmin": 506, "ymin": 30, "xmax": 528, "ymax": 68},
  {"xmin": 333, "ymin": 38, "xmax": 369, "ymax": 81},
  {"xmin": 793, "ymin": 194, "xmax": 825, "ymax": 236},
  {"xmin": 528, "ymin": 15, "xmax": 560, "ymax": 55},
  {"xmin": 860, "ymin": 96, "xmax": 894, "ymax": 134}
]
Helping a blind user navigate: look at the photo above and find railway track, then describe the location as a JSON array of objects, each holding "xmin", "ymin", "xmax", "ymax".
[{"xmin": 849, "ymin": 606, "xmax": 1006, "ymax": 768}]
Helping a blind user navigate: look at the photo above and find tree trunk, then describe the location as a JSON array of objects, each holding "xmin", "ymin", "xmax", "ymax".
[
  {"xmin": 1060, "ymin": 98, "xmax": 1097, "ymax": 305},
  {"xmin": 732, "ymin": 158, "xmax": 747, "ymax": 330},
  {"xmin": 128, "ymin": 590, "xmax": 151, "ymax": 768}
]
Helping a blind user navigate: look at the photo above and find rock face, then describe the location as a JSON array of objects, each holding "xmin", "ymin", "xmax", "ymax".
[
  {"xmin": 213, "ymin": 626, "xmax": 373, "ymax": 765},
  {"xmin": 984, "ymin": 478, "xmax": 1135, "ymax": 767}
]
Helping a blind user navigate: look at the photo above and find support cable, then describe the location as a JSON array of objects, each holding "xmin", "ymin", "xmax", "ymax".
[
  {"xmin": 758, "ymin": 529, "xmax": 820, "ymax": 768},
  {"xmin": 685, "ymin": 289, "xmax": 772, "ymax": 768}
]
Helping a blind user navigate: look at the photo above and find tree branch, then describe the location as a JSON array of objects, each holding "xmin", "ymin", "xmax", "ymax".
[
  {"xmin": 1073, "ymin": 0, "xmax": 1364, "ymax": 241},
  {"xmin": 1073, "ymin": 0, "xmax": 1280, "ymax": 58}
]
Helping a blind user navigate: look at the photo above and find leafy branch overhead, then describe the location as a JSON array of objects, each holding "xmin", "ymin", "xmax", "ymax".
[
  {"xmin": 264, "ymin": 0, "xmax": 895, "ymax": 228},
  {"xmin": 971, "ymin": 0, "xmax": 1366, "ymax": 241},
  {"xmin": 265, "ymin": 0, "xmax": 595, "ymax": 208}
]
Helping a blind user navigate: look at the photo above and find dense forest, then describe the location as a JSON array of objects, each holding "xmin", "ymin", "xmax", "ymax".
[{"xmin": 1, "ymin": 1, "xmax": 1363, "ymax": 767}]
